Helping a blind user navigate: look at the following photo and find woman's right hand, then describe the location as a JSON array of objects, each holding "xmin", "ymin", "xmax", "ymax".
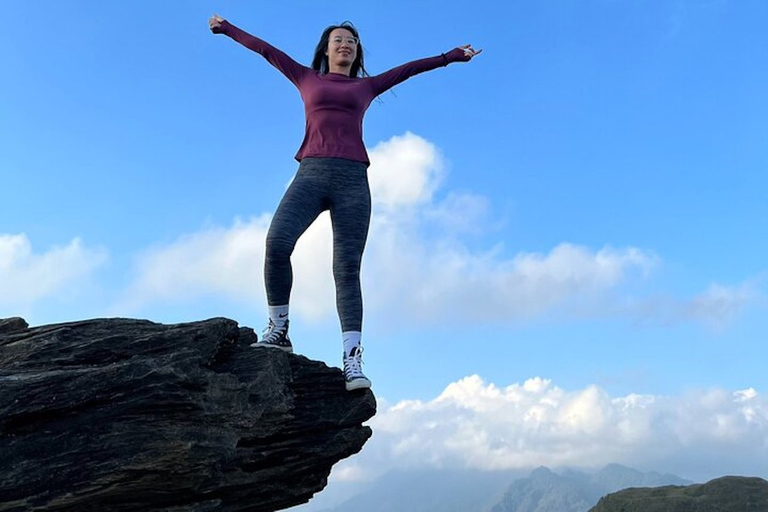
[{"xmin": 209, "ymin": 13, "xmax": 225, "ymax": 33}]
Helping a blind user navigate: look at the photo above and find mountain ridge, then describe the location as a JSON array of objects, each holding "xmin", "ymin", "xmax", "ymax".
[
  {"xmin": 301, "ymin": 464, "xmax": 691, "ymax": 512},
  {"xmin": 590, "ymin": 475, "xmax": 768, "ymax": 511}
]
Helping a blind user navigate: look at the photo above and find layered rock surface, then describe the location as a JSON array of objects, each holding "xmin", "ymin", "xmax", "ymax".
[{"xmin": 0, "ymin": 317, "xmax": 376, "ymax": 512}]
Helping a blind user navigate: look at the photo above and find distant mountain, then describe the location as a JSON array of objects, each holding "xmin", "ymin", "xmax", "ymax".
[
  {"xmin": 591, "ymin": 463, "xmax": 691, "ymax": 490},
  {"xmin": 489, "ymin": 464, "xmax": 691, "ymax": 512},
  {"xmin": 319, "ymin": 468, "xmax": 524, "ymax": 512},
  {"xmin": 489, "ymin": 466, "xmax": 594, "ymax": 512},
  {"xmin": 315, "ymin": 464, "xmax": 689, "ymax": 512},
  {"xmin": 589, "ymin": 476, "xmax": 768, "ymax": 512}
]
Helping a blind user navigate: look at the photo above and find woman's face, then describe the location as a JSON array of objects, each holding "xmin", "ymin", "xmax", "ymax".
[{"xmin": 326, "ymin": 28, "xmax": 358, "ymax": 71}]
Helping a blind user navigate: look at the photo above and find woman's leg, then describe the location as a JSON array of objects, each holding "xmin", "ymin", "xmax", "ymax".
[
  {"xmin": 264, "ymin": 160, "xmax": 328, "ymax": 308},
  {"xmin": 328, "ymin": 160, "xmax": 371, "ymax": 334},
  {"xmin": 327, "ymin": 158, "xmax": 371, "ymax": 390}
]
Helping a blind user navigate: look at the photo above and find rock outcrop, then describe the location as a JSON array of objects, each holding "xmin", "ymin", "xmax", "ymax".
[
  {"xmin": 0, "ymin": 317, "xmax": 376, "ymax": 512},
  {"xmin": 589, "ymin": 476, "xmax": 768, "ymax": 512}
]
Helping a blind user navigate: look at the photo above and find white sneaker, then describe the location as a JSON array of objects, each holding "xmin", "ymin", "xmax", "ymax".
[
  {"xmin": 343, "ymin": 346, "xmax": 371, "ymax": 391},
  {"xmin": 250, "ymin": 319, "xmax": 293, "ymax": 352}
]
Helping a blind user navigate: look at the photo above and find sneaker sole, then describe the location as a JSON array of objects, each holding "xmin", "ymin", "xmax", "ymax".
[
  {"xmin": 345, "ymin": 378, "xmax": 371, "ymax": 391},
  {"xmin": 250, "ymin": 342, "xmax": 294, "ymax": 353}
]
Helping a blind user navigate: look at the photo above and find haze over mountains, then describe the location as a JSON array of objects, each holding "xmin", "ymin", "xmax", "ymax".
[
  {"xmin": 490, "ymin": 464, "xmax": 691, "ymax": 512},
  {"xmin": 295, "ymin": 464, "xmax": 691, "ymax": 512}
]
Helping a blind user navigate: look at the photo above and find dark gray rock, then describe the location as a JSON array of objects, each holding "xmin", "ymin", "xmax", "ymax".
[
  {"xmin": 0, "ymin": 317, "xmax": 376, "ymax": 512},
  {"xmin": 589, "ymin": 476, "xmax": 768, "ymax": 512},
  {"xmin": 0, "ymin": 317, "xmax": 28, "ymax": 335}
]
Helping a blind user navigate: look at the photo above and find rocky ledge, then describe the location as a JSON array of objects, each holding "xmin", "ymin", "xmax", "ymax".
[{"xmin": 0, "ymin": 317, "xmax": 376, "ymax": 512}]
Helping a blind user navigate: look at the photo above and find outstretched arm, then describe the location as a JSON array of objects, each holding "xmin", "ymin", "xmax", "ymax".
[
  {"xmin": 369, "ymin": 45, "xmax": 482, "ymax": 97},
  {"xmin": 209, "ymin": 14, "xmax": 309, "ymax": 86}
]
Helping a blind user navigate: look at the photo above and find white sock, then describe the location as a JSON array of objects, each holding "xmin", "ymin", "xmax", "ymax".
[
  {"xmin": 268, "ymin": 304, "xmax": 289, "ymax": 328},
  {"xmin": 342, "ymin": 331, "xmax": 362, "ymax": 357}
]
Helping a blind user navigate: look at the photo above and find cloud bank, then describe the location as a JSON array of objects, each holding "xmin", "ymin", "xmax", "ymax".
[
  {"xmin": 339, "ymin": 375, "xmax": 768, "ymax": 482},
  {"xmin": 115, "ymin": 132, "xmax": 757, "ymax": 328}
]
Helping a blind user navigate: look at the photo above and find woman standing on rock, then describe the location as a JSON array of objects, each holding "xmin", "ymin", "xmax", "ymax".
[{"xmin": 209, "ymin": 14, "xmax": 481, "ymax": 391}]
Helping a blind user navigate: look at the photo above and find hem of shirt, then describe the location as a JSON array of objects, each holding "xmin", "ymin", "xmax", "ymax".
[{"xmin": 295, "ymin": 152, "xmax": 370, "ymax": 167}]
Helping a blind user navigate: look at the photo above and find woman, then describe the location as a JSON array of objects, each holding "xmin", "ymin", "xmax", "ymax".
[{"xmin": 209, "ymin": 14, "xmax": 481, "ymax": 391}]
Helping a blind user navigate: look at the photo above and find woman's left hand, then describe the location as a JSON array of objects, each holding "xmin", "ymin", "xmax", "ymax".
[{"xmin": 460, "ymin": 44, "xmax": 483, "ymax": 60}]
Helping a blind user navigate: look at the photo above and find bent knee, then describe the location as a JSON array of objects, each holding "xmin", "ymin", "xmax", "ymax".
[
  {"xmin": 266, "ymin": 235, "xmax": 296, "ymax": 261},
  {"xmin": 333, "ymin": 262, "xmax": 361, "ymax": 282}
]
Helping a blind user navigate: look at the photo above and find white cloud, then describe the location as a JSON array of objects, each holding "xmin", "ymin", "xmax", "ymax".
[
  {"xmin": 0, "ymin": 233, "xmax": 107, "ymax": 307},
  {"xmin": 343, "ymin": 376, "xmax": 768, "ymax": 480},
  {"xmin": 685, "ymin": 283, "xmax": 757, "ymax": 329},
  {"xmin": 368, "ymin": 131, "xmax": 444, "ymax": 209},
  {"xmin": 119, "ymin": 212, "xmax": 339, "ymax": 321},
  {"xmin": 364, "ymin": 236, "xmax": 656, "ymax": 323},
  {"xmin": 627, "ymin": 281, "xmax": 762, "ymax": 330},
  {"xmin": 424, "ymin": 191, "xmax": 493, "ymax": 235},
  {"xmin": 120, "ymin": 215, "xmax": 271, "ymax": 309},
  {"xmin": 365, "ymin": 133, "xmax": 659, "ymax": 324}
]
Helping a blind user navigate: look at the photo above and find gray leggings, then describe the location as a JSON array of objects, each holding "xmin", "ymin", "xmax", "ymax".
[{"xmin": 264, "ymin": 157, "xmax": 371, "ymax": 332}]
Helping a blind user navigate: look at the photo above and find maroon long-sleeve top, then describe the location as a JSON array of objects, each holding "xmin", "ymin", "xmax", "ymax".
[{"xmin": 216, "ymin": 21, "xmax": 468, "ymax": 166}]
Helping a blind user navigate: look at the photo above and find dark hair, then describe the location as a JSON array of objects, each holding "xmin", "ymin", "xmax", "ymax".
[{"xmin": 312, "ymin": 21, "xmax": 369, "ymax": 77}]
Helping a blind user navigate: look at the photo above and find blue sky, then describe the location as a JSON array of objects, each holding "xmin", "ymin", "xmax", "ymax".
[{"xmin": 2, "ymin": 0, "xmax": 768, "ymax": 498}]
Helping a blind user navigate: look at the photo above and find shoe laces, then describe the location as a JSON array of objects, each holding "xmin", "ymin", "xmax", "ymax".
[
  {"xmin": 344, "ymin": 346, "xmax": 365, "ymax": 378},
  {"xmin": 262, "ymin": 319, "xmax": 287, "ymax": 343}
]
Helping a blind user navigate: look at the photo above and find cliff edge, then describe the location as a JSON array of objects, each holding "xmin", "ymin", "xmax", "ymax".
[{"xmin": 0, "ymin": 316, "xmax": 376, "ymax": 511}]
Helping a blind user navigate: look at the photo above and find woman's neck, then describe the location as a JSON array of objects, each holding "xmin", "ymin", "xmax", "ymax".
[{"xmin": 328, "ymin": 63, "xmax": 352, "ymax": 76}]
